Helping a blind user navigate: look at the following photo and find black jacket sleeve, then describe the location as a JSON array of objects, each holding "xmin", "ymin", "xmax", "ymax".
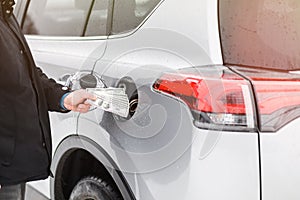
[{"xmin": 35, "ymin": 67, "xmax": 70, "ymax": 112}]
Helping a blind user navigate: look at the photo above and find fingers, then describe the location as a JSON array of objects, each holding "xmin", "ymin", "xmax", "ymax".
[
  {"xmin": 84, "ymin": 91, "xmax": 97, "ymax": 101},
  {"xmin": 76, "ymin": 89, "xmax": 96, "ymax": 99},
  {"xmin": 74, "ymin": 90, "xmax": 97, "ymax": 105},
  {"xmin": 76, "ymin": 103, "xmax": 91, "ymax": 113},
  {"xmin": 63, "ymin": 89, "xmax": 97, "ymax": 113}
]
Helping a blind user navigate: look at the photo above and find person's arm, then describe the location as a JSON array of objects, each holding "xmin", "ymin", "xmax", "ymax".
[{"xmin": 35, "ymin": 67, "xmax": 95, "ymax": 113}]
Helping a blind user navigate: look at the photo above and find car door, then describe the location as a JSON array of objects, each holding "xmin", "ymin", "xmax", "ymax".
[
  {"xmin": 21, "ymin": 0, "xmax": 111, "ymax": 82},
  {"xmin": 21, "ymin": 0, "xmax": 112, "ymax": 153},
  {"xmin": 16, "ymin": 0, "xmax": 112, "ymax": 197}
]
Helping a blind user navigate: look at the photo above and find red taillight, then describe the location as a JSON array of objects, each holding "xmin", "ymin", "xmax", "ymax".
[
  {"xmin": 254, "ymin": 81, "xmax": 300, "ymax": 114},
  {"xmin": 231, "ymin": 66, "xmax": 300, "ymax": 132},
  {"xmin": 153, "ymin": 66, "xmax": 256, "ymax": 131},
  {"xmin": 251, "ymin": 77, "xmax": 300, "ymax": 131},
  {"xmin": 153, "ymin": 66, "xmax": 300, "ymax": 132}
]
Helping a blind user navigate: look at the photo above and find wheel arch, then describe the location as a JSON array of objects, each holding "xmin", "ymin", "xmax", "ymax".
[{"xmin": 50, "ymin": 135, "xmax": 136, "ymax": 200}]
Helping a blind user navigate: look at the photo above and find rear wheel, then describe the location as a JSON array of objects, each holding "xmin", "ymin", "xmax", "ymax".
[{"xmin": 69, "ymin": 176, "xmax": 122, "ymax": 200}]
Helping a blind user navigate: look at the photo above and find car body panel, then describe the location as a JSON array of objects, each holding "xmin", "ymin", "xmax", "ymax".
[
  {"xmin": 260, "ymin": 118, "xmax": 300, "ymax": 200},
  {"xmin": 25, "ymin": 37, "xmax": 107, "ymax": 81},
  {"xmin": 15, "ymin": 0, "xmax": 300, "ymax": 199},
  {"xmin": 15, "ymin": 0, "xmax": 260, "ymax": 199},
  {"xmin": 77, "ymin": 97, "xmax": 260, "ymax": 199}
]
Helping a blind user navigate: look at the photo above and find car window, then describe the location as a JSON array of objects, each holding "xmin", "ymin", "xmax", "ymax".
[
  {"xmin": 111, "ymin": 0, "xmax": 161, "ymax": 34},
  {"xmin": 219, "ymin": 0, "xmax": 300, "ymax": 71},
  {"xmin": 22, "ymin": 0, "xmax": 110, "ymax": 37}
]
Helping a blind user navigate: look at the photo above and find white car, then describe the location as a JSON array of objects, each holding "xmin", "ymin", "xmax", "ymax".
[{"xmin": 14, "ymin": 0, "xmax": 300, "ymax": 199}]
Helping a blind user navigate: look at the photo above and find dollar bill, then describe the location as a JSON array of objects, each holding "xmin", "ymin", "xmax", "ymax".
[{"xmin": 86, "ymin": 87, "xmax": 130, "ymax": 117}]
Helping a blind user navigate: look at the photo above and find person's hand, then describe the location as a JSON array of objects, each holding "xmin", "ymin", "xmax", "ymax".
[{"xmin": 63, "ymin": 89, "xmax": 96, "ymax": 113}]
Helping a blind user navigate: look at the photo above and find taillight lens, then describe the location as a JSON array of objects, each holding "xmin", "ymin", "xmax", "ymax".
[
  {"xmin": 231, "ymin": 66, "xmax": 300, "ymax": 132},
  {"xmin": 153, "ymin": 66, "xmax": 256, "ymax": 131}
]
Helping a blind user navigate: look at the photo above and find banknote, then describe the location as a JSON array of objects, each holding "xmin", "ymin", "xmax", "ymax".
[{"xmin": 86, "ymin": 87, "xmax": 130, "ymax": 117}]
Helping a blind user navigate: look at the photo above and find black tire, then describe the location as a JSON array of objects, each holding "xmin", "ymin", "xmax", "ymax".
[{"xmin": 69, "ymin": 176, "xmax": 122, "ymax": 200}]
